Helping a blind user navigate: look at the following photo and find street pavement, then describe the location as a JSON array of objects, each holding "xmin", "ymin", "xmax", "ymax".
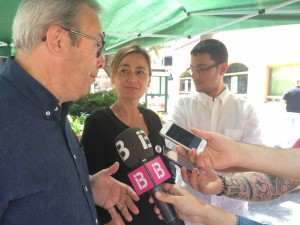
[
  {"xmin": 247, "ymin": 188, "xmax": 300, "ymax": 225},
  {"xmin": 257, "ymin": 102, "xmax": 300, "ymax": 148}
]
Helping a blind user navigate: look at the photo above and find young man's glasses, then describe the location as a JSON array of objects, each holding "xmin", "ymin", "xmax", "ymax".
[
  {"xmin": 188, "ymin": 61, "xmax": 224, "ymax": 74},
  {"xmin": 42, "ymin": 26, "xmax": 105, "ymax": 57}
]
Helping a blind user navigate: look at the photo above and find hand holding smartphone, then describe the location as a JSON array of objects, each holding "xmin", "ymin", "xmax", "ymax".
[{"xmin": 159, "ymin": 121, "xmax": 207, "ymax": 153}]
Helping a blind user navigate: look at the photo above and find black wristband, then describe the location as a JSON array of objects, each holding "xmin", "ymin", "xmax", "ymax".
[{"xmin": 216, "ymin": 175, "xmax": 227, "ymax": 196}]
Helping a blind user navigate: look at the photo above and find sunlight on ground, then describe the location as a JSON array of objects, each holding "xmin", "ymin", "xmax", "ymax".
[{"xmin": 248, "ymin": 194, "xmax": 300, "ymax": 225}]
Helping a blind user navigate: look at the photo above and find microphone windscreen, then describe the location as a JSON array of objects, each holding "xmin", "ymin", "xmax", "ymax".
[{"xmin": 115, "ymin": 127, "xmax": 154, "ymax": 168}]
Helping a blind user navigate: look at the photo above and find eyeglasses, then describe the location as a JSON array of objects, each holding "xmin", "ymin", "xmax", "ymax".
[
  {"xmin": 42, "ymin": 26, "xmax": 105, "ymax": 57},
  {"xmin": 188, "ymin": 61, "xmax": 224, "ymax": 74}
]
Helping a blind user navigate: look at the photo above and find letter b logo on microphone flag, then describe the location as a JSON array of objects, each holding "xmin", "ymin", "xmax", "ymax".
[
  {"xmin": 128, "ymin": 165, "xmax": 154, "ymax": 195},
  {"xmin": 146, "ymin": 157, "xmax": 171, "ymax": 185},
  {"xmin": 115, "ymin": 128, "xmax": 154, "ymax": 168},
  {"xmin": 127, "ymin": 156, "xmax": 171, "ymax": 195}
]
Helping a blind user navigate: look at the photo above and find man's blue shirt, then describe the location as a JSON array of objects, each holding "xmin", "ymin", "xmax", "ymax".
[
  {"xmin": 283, "ymin": 86, "xmax": 300, "ymax": 113},
  {"xmin": 236, "ymin": 216, "xmax": 265, "ymax": 225},
  {"xmin": 0, "ymin": 58, "xmax": 99, "ymax": 225}
]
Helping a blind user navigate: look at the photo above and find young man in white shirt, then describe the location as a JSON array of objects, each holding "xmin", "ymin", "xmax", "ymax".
[{"xmin": 166, "ymin": 39, "xmax": 265, "ymax": 225}]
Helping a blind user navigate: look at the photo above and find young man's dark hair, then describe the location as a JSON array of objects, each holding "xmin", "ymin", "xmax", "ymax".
[{"xmin": 190, "ymin": 39, "xmax": 228, "ymax": 63}]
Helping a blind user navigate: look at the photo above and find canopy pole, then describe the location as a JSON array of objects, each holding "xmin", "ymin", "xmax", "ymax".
[
  {"xmin": 106, "ymin": 33, "xmax": 187, "ymax": 39},
  {"xmin": 105, "ymin": 13, "xmax": 189, "ymax": 51},
  {"xmin": 0, "ymin": 42, "xmax": 8, "ymax": 47},
  {"xmin": 190, "ymin": 9, "xmax": 300, "ymax": 16},
  {"xmin": 104, "ymin": 36, "xmax": 137, "ymax": 51},
  {"xmin": 191, "ymin": 0, "xmax": 300, "ymax": 35},
  {"xmin": 105, "ymin": 33, "xmax": 189, "ymax": 51}
]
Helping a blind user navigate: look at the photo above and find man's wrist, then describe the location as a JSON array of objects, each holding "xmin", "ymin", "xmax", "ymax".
[
  {"xmin": 216, "ymin": 175, "xmax": 227, "ymax": 196},
  {"xmin": 203, "ymin": 203, "xmax": 237, "ymax": 225}
]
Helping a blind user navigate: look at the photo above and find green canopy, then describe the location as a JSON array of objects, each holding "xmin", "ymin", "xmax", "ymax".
[{"xmin": 1, "ymin": 0, "xmax": 300, "ymax": 55}]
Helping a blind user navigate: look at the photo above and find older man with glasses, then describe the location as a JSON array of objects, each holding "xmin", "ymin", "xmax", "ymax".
[{"xmin": 0, "ymin": 0, "xmax": 139, "ymax": 225}]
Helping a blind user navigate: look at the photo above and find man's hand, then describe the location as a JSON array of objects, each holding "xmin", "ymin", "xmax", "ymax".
[
  {"xmin": 150, "ymin": 183, "xmax": 237, "ymax": 225},
  {"xmin": 181, "ymin": 167, "xmax": 223, "ymax": 195},
  {"xmin": 150, "ymin": 183, "xmax": 205, "ymax": 223},
  {"xmin": 90, "ymin": 162, "xmax": 139, "ymax": 224},
  {"xmin": 176, "ymin": 128, "xmax": 240, "ymax": 170}
]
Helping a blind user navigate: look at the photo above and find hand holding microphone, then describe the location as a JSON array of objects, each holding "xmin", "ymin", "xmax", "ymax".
[{"xmin": 115, "ymin": 127, "xmax": 185, "ymax": 225}]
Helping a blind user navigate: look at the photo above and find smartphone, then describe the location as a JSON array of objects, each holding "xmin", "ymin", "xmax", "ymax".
[
  {"xmin": 164, "ymin": 147, "xmax": 196, "ymax": 172},
  {"xmin": 159, "ymin": 121, "xmax": 207, "ymax": 153}
]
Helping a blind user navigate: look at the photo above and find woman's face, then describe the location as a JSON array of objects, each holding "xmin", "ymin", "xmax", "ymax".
[{"xmin": 112, "ymin": 52, "xmax": 150, "ymax": 101}]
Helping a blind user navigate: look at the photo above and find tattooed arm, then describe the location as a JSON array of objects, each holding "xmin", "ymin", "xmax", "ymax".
[
  {"xmin": 180, "ymin": 168, "xmax": 300, "ymax": 202},
  {"xmin": 222, "ymin": 172, "xmax": 300, "ymax": 201}
]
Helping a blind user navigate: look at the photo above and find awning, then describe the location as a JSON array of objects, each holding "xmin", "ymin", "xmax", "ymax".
[{"xmin": 1, "ymin": 0, "xmax": 300, "ymax": 56}]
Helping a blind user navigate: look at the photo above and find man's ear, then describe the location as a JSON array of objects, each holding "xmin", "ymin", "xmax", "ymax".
[
  {"xmin": 148, "ymin": 77, "xmax": 151, "ymax": 87},
  {"xmin": 219, "ymin": 62, "xmax": 228, "ymax": 75},
  {"xmin": 44, "ymin": 26, "xmax": 66, "ymax": 55}
]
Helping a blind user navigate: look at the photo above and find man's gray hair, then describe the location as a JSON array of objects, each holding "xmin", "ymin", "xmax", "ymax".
[{"xmin": 13, "ymin": 0, "xmax": 102, "ymax": 53}]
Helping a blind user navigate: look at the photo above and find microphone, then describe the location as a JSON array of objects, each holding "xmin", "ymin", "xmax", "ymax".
[{"xmin": 115, "ymin": 127, "xmax": 185, "ymax": 225}]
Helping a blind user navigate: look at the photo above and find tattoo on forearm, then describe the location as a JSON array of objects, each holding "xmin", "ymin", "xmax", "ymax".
[{"xmin": 224, "ymin": 172, "xmax": 300, "ymax": 201}]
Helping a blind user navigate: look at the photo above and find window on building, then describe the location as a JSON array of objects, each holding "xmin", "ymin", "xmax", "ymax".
[
  {"xmin": 266, "ymin": 62, "xmax": 300, "ymax": 102},
  {"xmin": 224, "ymin": 63, "xmax": 248, "ymax": 95},
  {"xmin": 163, "ymin": 56, "xmax": 173, "ymax": 66},
  {"xmin": 179, "ymin": 70, "xmax": 192, "ymax": 94},
  {"xmin": 144, "ymin": 67, "xmax": 170, "ymax": 112}
]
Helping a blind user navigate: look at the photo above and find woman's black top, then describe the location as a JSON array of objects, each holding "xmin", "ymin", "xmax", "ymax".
[{"xmin": 81, "ymin": 107, "xmax": 174, "ymax": 225}]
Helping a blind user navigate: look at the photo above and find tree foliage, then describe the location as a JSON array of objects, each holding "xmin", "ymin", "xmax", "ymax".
[{"xmin": 69, "ymin": 90, "xmax": 116, "ymax": 117}]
